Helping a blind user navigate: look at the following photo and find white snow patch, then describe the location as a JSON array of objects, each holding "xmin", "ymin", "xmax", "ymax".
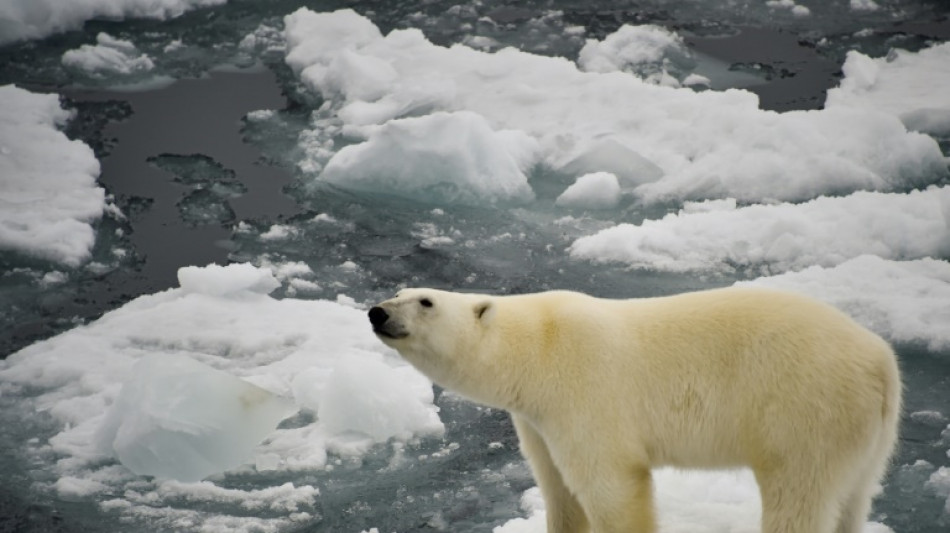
[
  {"xmin": 826, "ymin": 43, "xmax": 950, "ymax": 136},
  {"xmin": 556, "ymin": 172, "xmax": 623, "ymax": 209},
  {"xmin": 739, "ymin": 255, "xmax": 950, "ymax": 351},
  {"xmin": 62, "ymin": 33, "xmax": 154, "ymax": 77},
  {"xmin": 570, "ymin": 187, "xmax": 950, "ymax": 274},
  {"xmin": 0, "ymin": 0, "xmax": 227, "ymax": 45},
  {"xmin": 283, "ymin": 9, "xmax": 946, "ymax": 205},
  {"xmin": 0, "ymin": 85, "xmax": 105, "ymax": 266}
]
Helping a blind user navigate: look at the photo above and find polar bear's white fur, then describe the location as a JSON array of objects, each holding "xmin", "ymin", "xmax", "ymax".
[{"xmin": 369, "ymin": 287, "xmax": 901, "ymax": 533}]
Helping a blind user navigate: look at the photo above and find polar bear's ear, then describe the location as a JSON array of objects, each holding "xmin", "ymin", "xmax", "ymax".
[{"xmin": 474, "ymin": 300, "xmax": 494, "ymax": 324}]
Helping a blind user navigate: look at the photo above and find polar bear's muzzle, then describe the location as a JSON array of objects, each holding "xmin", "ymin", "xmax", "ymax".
[{"xmin": 368, "ymin": 306, "xmax": 409, "ymax": 340}]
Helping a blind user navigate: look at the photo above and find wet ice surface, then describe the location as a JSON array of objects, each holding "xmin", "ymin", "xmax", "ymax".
[{"xmin": 1, "ymin": 0, "xmax": 950, "ymax": 532}]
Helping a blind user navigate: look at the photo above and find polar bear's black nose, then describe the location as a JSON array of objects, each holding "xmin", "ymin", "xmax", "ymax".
[{"xmin": 368, "ymin": 306, "xmax": 389, "ymax": 327}]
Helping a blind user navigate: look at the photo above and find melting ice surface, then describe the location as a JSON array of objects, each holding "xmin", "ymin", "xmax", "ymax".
[{"xmin": 1, "ymin": 0, "xmax": 950, "ymax": 532}]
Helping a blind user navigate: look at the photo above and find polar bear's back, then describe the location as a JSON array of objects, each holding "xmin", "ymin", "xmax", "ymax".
[{"xmin": 498, "ymin": 287, "xmax": 900, "ymax": 469}]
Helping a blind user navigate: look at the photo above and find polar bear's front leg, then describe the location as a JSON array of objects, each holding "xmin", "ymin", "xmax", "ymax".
[
  {"xmin": 575, "ymin": 464, "xmax": 656, "ymax": 533},
  {"xmin": 511, "ymin": 415, "xmax": 589, "ymax": 533}
]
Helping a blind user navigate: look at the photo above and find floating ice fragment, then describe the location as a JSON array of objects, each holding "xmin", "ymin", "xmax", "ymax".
[
  {"xmin": 62, "ymin": 33, "xmax": 155, "ymax": 77},
  {"xmin": 577, "ymin": 24, "xmax": 694, "ymax": 86},
  {"xmin": 826, "ymin": 43, "xmax": 950, "ymax": 135},
  {"xmin": 178, "ymin": 263, "xmax": 279, "ymax": 296},
  {"xmin": 0, "ymin": 0, "xmax": 227, "ymax": 45},
  {"xmin": 571, "ymin": 187, "xmax": 950, "ymax": 273},
  {"xmin": 556, "ymin": 172, "xmax": 623, "ymax": 210},
  {"xmin": 0, "ymin": 85, "xmax": 104, "ymax": 266},
  {"xmin": 95, "ymin": 353, "xmax": 297, "ymax": 482}
]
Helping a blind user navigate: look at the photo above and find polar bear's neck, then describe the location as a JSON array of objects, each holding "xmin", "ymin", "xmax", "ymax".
[{"xmin": 448, "ymin": 299, "xmax": 582, "ymax": 418}]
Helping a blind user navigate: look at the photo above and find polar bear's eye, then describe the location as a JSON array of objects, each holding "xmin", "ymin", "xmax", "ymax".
[{"xmin": 419, "ymin": 298, "xmax": 433, "ymax": 308}]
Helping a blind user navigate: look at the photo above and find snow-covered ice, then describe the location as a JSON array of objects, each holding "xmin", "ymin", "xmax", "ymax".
[
  {"xmin": 569, "ymin": 187, "xmax": 950, "ymax": 274},
  {"xmin": 0, "ymin": 0, "xmax": 227, "ymax": 45},
  {"xmin": 577, "ymin": 24, "xmax": 692, "ymax": 87},
  {"xmin": 0, "ymin": 263, "xmax": 442, "ymax": 528},
  {"xmin": 62, "ymin": 33, "xmax": 155, "ymax": 77},
  {"xmin": 284, "ymin": 9, "xmax": 946, "ymax": 205},
  {"xmin": 320, "ymin": 111, "xmax": 538, "ymax": 205},
  {"xmin": 826, "ymin": 42, "xmax": 950, "ymax": 136},
  {"xmin": 0, "ymin": 85, "xmax": 106, "ymax": 266},
  {"xmin": 740, "ymin": 255, "xmax": 950, "ymax": 350}
]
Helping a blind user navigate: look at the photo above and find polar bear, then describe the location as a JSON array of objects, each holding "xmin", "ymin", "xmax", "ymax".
[{"xmin": 368, "ymin": 287, "xmax": 901, "ymax": 533}]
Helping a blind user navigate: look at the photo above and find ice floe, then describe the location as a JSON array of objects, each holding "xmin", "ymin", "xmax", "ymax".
[{"xmin": 0, "ymin": 85, "xmax": 105, "ymax": 266}]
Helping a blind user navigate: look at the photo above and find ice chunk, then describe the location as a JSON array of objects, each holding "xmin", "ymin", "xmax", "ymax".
[
  {"xmin": 0, "ymin": 85, "xmax": 105, "ymax": 266},
  {"xmin": 926, "ymin": 467, "xmax": 950, "ymax": 514},
  {"xmin": 0, "ymin": 262, "xmax": 442, "ymax": 524},
  {"xmin": 0, "ymin": 0, "xmax": 227, "ymax": 45},
  {"xmin": 61, "ymin": 33, "xmax": 154, "ymax": 77},
  {"xmin": 577, "ymin": 24, "xmax": 694, "ymax": 86},
  {"xmin": 320, "ymin": 111, "xmax": 538, "ymax": 205},
  {"xmin": 556, "ymin": 172, "xmax": 623, "ymax": 210},
  {"xmin": 570, "ymin": 187, "xmax": 950, "ymax": 273},
  {"xmin": 739, "ymin": 255, "xmax": 950, "ymax": 351},
  {"xmin": 95, "ymin": 353, "xmax": 297, "ymax": 482},
  {"xmin": 178, "ymin": 263, "xmax": 280, "ymax": 296},
  {"xmin": 826, "ymin": 43, "xmax": 950, "ymax": 136}
]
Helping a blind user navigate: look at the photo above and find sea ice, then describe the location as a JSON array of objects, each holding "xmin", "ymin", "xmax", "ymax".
[
  {"xmin": 62, "ymin": 33, "xmax": 154, "ymax": 77},
  {"xmin": 0, "ymin": 0, "xmax": 227, "ymax": 45},
  {"xmin": 569, "ymin": 186, "xmax": 950, "ymax": 274},
  {"xmin": 95, "ymin": 353, "xmax": 298, "ymax": 482},
  {"xmin": 284, "ymin": 9, "xmax": 946, "ymax": 205},
  {"xmin": 0, "ymin": 85, "xmax": 106, "ymax": 266},
  {"xmin": 826, "ymin": 42, "xmax": 950, "ymax": 136},
  {"xmin": 0, "ymin": 263, "xmax": 442, "ymax": 527}
]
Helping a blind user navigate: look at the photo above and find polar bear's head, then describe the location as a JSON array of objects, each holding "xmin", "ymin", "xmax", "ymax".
[{"xmin": 368, "ymin": 288, "xmax": 495, "ymax": 391}]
